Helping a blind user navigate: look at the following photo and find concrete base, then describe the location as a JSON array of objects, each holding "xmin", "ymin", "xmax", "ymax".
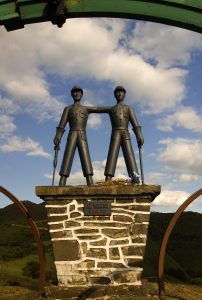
[{"xmin": 36, "ymin": 184, "xmax": 160, "ymax": 287}]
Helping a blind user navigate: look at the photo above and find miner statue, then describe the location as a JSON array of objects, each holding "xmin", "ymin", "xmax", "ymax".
[
  {"xmin": 104, "ymin": 86, "xmax": 144, "ymax": 184},
  {"xmin": 53, "ymin": 86, "xmax": 109, "ymax": 186}
]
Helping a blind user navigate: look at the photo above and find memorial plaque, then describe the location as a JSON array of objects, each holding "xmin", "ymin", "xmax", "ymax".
[{"xmin": 84, "ymin": 200, "xmax": 111, "ymax": 216}]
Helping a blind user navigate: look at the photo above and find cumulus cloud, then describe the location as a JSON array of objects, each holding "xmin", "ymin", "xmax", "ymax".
[
  {"xmin": 1, "ymin": 19, "xmax": 199, "ymax": 117},
  {"xmin": 158, "ymin": 138, "xmax": 202, "ymax": 179},
  {"xmin": 130, "ymin": 22, "xmax": 202, "ymax": 67},
  {"xmin": 156, "ymin": 106, "xmax": 202, "ymax": 132},
  {"xmin": 0, "ymin": 114, "xmax": 16, "ymax": 135},
  {"xmin": 153, "ymin": 190, "xmax": 190, "ymax": 206},
  {"xmin": 0, "ymin": 136, "xmax": 52, "ymax": 159},
  {"xmin": 44, "ymin": 156, "xmax": 128, "ymax": 184}
]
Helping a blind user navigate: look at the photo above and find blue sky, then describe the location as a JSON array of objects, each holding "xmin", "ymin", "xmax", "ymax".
[{"xmin": 0, "ymin": 19, "xmax": 201, "ymax": 212}]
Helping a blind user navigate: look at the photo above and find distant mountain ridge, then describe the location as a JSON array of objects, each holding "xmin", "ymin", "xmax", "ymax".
[{"xmin": 0, "ymin": 200, "xmax": 47, "ymax": 224}]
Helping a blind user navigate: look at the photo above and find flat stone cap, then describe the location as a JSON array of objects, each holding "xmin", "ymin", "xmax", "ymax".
[{"xmin": 36, "ymin": 184, "xmax": 160, "ymax": 201}]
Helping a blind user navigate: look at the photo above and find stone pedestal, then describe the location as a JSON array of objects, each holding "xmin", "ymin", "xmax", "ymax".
[{"xmin": 36, "ymin": 184, "xmax": 160, "ymax": 287}]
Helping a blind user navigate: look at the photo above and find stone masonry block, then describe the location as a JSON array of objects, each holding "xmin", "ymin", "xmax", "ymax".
[
  {"xmin": 50, "ymin": 230, "xmax": 73, "ymax": 239},
  {"xmin": 53, "ymin": 240, "xmax": 81, "ymax": 261},
  {"xmin": 121, "ymin": 245, "xmax": 145, "ymax": 257},
  {"xmin": 134, "ymin": 213, "xmax": 150, "ymax": 223},
  {"xmin": 102, "ymin": 228, "xmax": 129, "ymax": 238},
  {"xmin": 86, "ymin": 248, "xmax": 107, "ymax": 259},
  {"xmin": 47, "ymin": 207, "xmax": 67, "ymax": 215},
  {"xmin": 130, "ymin": 223, "xmax": 149, "ymax": 235},
  {"xmin": 109, "ymin": 247, "xmax": 120, "ymax": 260},
  {"xmin": 113, "ymin": 214, "xmax": 133, "ymax": 223},
  {"xmin": 113, "ymin": 270, "xmax": 141, "ymax": 284}
]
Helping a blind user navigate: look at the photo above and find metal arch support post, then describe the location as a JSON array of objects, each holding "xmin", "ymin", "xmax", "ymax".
[
  {"xmin": 158, "ymin": 188, "xmax": 202, "ymax": 297},
  {"xmin": 0, "ymin": 186, "xmax": 46, "ymax": 291}
]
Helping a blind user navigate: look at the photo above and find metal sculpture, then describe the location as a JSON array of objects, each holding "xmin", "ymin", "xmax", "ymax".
[
  {"xmin": 53, "ymin": 86, "xmax": 109, "ymax": 186},
  {"xmin": 158, "ymin": 188, "xmax": 202, "ymax": 297},
  {"xmin": 104, "ymin": 86, "xmax": 144, "ymax": 184},
  {"xmin": 0, "ymin": 186, "xmax": 46, "ymax": 291}
]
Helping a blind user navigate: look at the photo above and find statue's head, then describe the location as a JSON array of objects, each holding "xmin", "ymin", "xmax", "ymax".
[
  {"xmin": 71, "ymin": 86, "xmax": 83, "ymax": 102},
  {"xmin": 114, "ymin": 86, "xmax": 126, "ymax": 102}
]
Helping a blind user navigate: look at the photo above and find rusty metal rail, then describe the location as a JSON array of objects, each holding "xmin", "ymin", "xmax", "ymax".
[
  {"xmin": 0, "ymin": 186, "xmax": 46, "ymax": 291},
  {"xmin": 158, "ymin": 188, "xmax": 202, "ymax": 297}
]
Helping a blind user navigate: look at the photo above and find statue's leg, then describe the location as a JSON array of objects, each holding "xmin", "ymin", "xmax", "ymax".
[
  {"xmin": 121, "ymin": 132, "xmax": 140, "ymax": 183},
  {"xmin": 59, "ymin": 131, "xmax": 77, "ymax": 185},
  {"xmin": 104, "ymin": 131, "xmax": 121, "ymax": 180},
  {"xmin": 78, "ymin": 131, "xmax": 93, "ymax": 185}
]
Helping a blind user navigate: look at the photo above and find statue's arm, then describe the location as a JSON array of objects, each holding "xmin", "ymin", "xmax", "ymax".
[
  {"xmin": 87, "ymin": 106, "xmax": 112, "ymax": 114},
  {"xmin": 129, "ymin": 107, "xmax": 144, "ymax": 147},
  {"xmin": 53, "ymin": 106, "xmax": 69, "ymax": 147}
]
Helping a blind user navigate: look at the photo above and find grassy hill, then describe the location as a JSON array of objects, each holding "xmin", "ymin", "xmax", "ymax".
[{"xmin": 0, "ymin": 202, "xmax": 202, "ymax": 287}]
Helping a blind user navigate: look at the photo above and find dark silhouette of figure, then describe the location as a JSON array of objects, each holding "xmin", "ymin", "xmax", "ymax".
[
  {"xmin": 54, "ymin": 86, "xmax": 106, "ymax": 186},
  {"xmin": 104, "ymin": 86, "xmax": 144, "ymax": 183},
  {"xmin": 53, "ymin": 86, "xmax": 109, "ymax": 185}
]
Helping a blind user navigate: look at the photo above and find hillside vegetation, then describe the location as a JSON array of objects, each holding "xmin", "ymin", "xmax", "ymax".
[{"xmin": 0, "ymin": 201, "xmax": 202, "ymax": 296}]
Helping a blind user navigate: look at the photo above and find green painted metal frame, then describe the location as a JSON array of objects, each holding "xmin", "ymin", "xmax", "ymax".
[{"xmin": 0, "ymin": 0, "xmax": 202, "ymax": 32}]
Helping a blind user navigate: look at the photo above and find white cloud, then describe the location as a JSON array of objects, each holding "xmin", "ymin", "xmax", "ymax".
[
  {"xmin": 44, "ymin": 156, "xmax": 128, "ymax": 184},
  {"xmin": 0, "ymin": 115, "xmax": 16, "ymax": 135},
  {"xmin": 178, "ymin": 174, "xmax": 199, "ymax": 183},
  {"xmin": 158, "ymin": 138, "xmax": 202, "ymax": 178},
  {"xmin": 153, "ymin": 190, "xmax": 190, "ymax": 206},
  {"xmin": 146, "ymin": 172, "xmax": 166, "ymax": 185},
  {"xmin": 156, "ymin": 106, "xmax": 202, "ymax": 132},
  {"xmin": 0, "ymin": 19, "xmax": 197, "ymax": 117},
  {"xmin": 130, "ymin": 22, "xmax": 202, "ymax": 67},
  {"xmin": 0, "ymin": 136, "xmax": 52, "ymax": 159}
]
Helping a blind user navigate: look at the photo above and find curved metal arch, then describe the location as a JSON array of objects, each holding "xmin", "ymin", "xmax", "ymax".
[
  {"xmin": 0, "ymin": 186, "xmax": 46, "ymax": 291},
  {"xmin": 0, "ymin": 0, "xmax": 202, "ymax": 33},
  {"xmin": 158, "ymin": 188, "xmax": 202, "ymax": 297}
]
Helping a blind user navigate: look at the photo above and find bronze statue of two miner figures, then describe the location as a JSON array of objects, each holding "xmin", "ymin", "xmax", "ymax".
[{"xmin": 53, "ymin": 86, "xmax": 144, "ymax": 186}]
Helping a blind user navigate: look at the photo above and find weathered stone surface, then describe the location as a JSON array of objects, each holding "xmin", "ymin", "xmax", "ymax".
[
  {"xmin": 84, "ymin": 222, "xmax": 126, "ymax": 228},
  {"xmin": 70, "ymin": 212, "xmax": 81, "ymax": 218},
  {"xmin": 89, "ymin": 276, "xmax": 111, "ymax": 285},
  {"xmin": 58, "ymin": 274, "xmax": 88, "ymax": 285},
  {"xmin": 102, "ymin": 228, "xmax": 129, "ymax": 238},
  {"xmin": 36, "ymin": 184, "xmax": 161, "ymax": 200},
  {"xmin": 77, "ymin": 235, "xmax": 102, "ymax": 240},
  {"xmin": 80, "ymin": 242, "xmax": 87, "ymax": 255},
  {"xmin": 97, "ymin": 262, "xmax": 125, "ymax": 269},
  {"xmin": 73, "ymin": 260, "xmax": 95, "ymax": 270},
  {"xmin": 74, "ymin": 228, "xmax": 99, "ymax": 235},
  {"xmin": 111, "ymin": 209, "xmax": 134, "ymax": 216},
  {"xmin": 134, "ymin": 213, "xmax": 150, "ymax": 223},
  {"xmin": 49, "ymin": 223, "xmax": 64, "ymax": 230},
  {"xmin": 86, "ymin": 248, "xmax": 107, "ymax": 259},
  {"xmin": 121, "ymin": 245, "xmax": 145, "ymax": 257},
  {"xmin": 90, "ymin": 238, "xmax": 107, "ymax": 246},
  {"xmin": 113, "ymin": 214, "xmax": 133, "ymax": 222},
  {"xmin": 50, "ymin": 230, "xmax": 73, "ymax": 239},
  {"xmin": 55, "ymin": 263, "xmax": 72, "ymax": 274},
  {"xmin": 69, "ymin": 204, "xmax": 75, "ymax": 212},
  {"xmin": 53, "ymin": 240, "xmax": 81, "ymax": 261},
  {"xmin": 131, "ymin": 236, "xmax": 147, "ymax": 243},
  {"xmin": 64, "ymin": 220, "xmax": 81, "ymax": 228},
  {"xmin": 109, "ymin": 247, "xmax": 120, "ymax": 260},
  {"xmin": 47, "ymin": 207, "xmax": 67, "ymax": 215},
  {"xmin": 130, "ymin": 223, "xmax": 149, "ymax": 235},
  {"xmin": 113, "ymin": 270, "xmax": 141, "ymax": 284},
  {"xmin": 125, "ymin": 258, "xmax": 143, "ymax": 268},
  {"xmin": 115, "ymin": 204, "xmax": 150, "ymax": 212},
  {"xmin": 110, "ymin": 239, "xmax": 130, "ymax": 246}
]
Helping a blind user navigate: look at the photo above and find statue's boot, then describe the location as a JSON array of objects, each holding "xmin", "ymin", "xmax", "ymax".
[
  {"xmin": 59, "ymin": 175, "xmax": 67, "ymax": 186},
  {"xmin": 105, "ymin": 175, "xmax": 112, "ymax": 182},
  {"xmin": 131, "ymin": 172, "xmax": 140, "ymax": 184},
  {"xmin": 86, "ymin": 175, "xmax": 93, "ymax": 185}
]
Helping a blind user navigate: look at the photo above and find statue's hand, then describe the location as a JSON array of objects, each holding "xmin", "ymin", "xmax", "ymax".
[
  {"xmin": 53, "ymin": 136, "xmax": 60, "ymax": 148},
  {"xmin": 137, "ymin": 136, "xmax": 144, "ymax": 148}
]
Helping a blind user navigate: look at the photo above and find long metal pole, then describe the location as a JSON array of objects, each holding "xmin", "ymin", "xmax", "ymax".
[
  {"xmin": 138, "ymin": 146, "xmax": 144, "ymax": 185},
  {"xmin": 52, "ymin": 146, "xmax": 59, "ymax": 186}
]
